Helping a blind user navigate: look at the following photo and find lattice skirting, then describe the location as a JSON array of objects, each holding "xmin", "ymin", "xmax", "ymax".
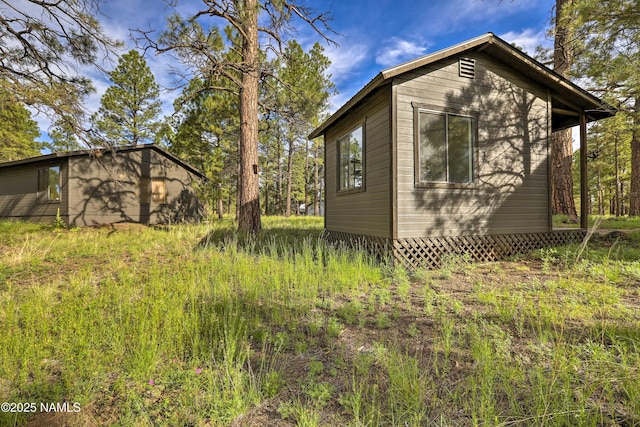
[{"xmin": 323, "ymin": 229, "xmax": 586, "ymax": 270}]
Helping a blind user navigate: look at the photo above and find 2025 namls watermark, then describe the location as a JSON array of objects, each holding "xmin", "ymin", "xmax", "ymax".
[{"xmin": 1, "ymin": 401, "xmax": 81, "ymax": 413}]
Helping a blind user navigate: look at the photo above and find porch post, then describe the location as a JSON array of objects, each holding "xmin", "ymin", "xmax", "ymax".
[{"xmin": 580, "ymin": 114, "xmax": 588, "ymax": 230}]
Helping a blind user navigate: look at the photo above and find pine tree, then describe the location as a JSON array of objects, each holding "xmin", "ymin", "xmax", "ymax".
[
  {"xmin": 92, "ymin": 50, "xmax": 161, "ymax": 146},
  {"xmin": 551, "ymin": 0, "xmax": 578, "ymax": 219},
  {"xmin": 170, "ymin": 76, "xmax": 240, "ymax": 218},
  {"xmin": 563, "ymin": 0, "xmax": 640, "ymax": 215},
  {"xmin": 0, "ymin": 90, "xmax": 43, "ymax": 162},
  {"xmin": 139, "ymin": 0, "xmax": 335, "ymax": 233},
  {"xmin": 0, "ymin": 0, "xmax": 121, "ymax": 144},
  {"xmin": 274, "ymin": 41, "xmax": 334, "ymax": 217},
  {"xmin": 575, "ymin": 115, "xmax": 632, "ymax": 216},
  {"xmin": 47, "ymin": 119, "xmax": 83, "ymax": 153}
]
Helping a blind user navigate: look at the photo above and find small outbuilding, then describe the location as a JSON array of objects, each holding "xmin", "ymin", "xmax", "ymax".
[
  {"xmin": 0, "ymin": 144, "xmax": 206, "ymax": 227},
  {"xmin": 309, "ymin": 33, "xmax": 616, "ymax": 269}
]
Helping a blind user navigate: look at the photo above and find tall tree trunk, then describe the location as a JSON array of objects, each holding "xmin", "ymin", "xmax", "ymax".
[
  {"xmin": 313, "ymin": 144, "xmax": 320, "ymax": 216},
  {"xmin": 615, "ymin": 134, "xmax": 621, "ymax": 216},
  {"xmin": 551, "ymin": 129, "xmax": 577, "ymax": 217},
  {"xmin": 285, "ymin": 138, "xmax": 294, "ymax": 217},
  {"xmin": 609, "ymin": 186, "xmax": 613, "ymax": 216},
  {"xmin": 217, "ymin": 183, "xmax": 224, "ymax": 219},
  {"xmin": 596, "ymin": 167, "xmax": 603, "ymax": 215},
  {"xmin": 551, "ymin": 0, "xmax": 578, "ymax": 219},
  {"xmin": 630, "ymin": 97, "xmax": 640, "ymax": 216},
  {"xmin": 237, "ymin": 0, "xmax": 261, "ymax": 233},
  {"xmin": 276, "ymin": 132, "xmax": 283, "ymax": 215},
  {"xmin": 264, "ymin": 178, "xmax": 270, "ymax": 216},
  {"xmin": 304, "ymin": 139, "xmax": 309, "ymax": 216}
]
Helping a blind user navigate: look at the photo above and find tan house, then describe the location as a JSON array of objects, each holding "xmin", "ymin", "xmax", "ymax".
[
  {"xmin": 0, "ymin": 144, "xmax": 205, "ymax": 227},
  {"xmin": 309, "ymin": 33, "xmax": 615, "ymax": 269}
]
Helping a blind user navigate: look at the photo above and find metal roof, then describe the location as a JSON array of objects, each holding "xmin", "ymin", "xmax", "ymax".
[{"xmin": 309, "ymin": 32, "xmax": 615, "ymax": 139}]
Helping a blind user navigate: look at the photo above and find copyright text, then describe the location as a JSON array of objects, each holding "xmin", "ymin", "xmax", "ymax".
[{"xmin": 1, "ymin": 402, "xmax": 81, "ymax": 413}]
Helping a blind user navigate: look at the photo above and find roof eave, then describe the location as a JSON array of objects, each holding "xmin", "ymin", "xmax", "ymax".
[
  {"xmin": 147, "ymin": 144, "xmax": 207, "ymax": 180},
  {"xmin": 308, "ymin": 32, "xmax": 616, "ymax": 140},
  {"xmin": 0, "ymin": 144, "xmax": 207, "ymax": 179},
  {"xmin": 381, "ymin": 33, "xmax": 494, "ymax": 80},
  {"xmin": 484, "ymin": 36, "xmax": 616, "ymax": 120},
  {"xmin": 308, "ymin": 34, "xmax": 497, "ymax": 140},
  {"xmin": 309, "ymin": 73, "xmax": 387, "ymax": 140}
]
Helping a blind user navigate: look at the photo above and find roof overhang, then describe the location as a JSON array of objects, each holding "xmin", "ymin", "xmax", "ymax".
[
  {"xmin": 0, "ymin": 144, "xmax": 207, "ymax": 180},
  {"xmin": 309, "ymin": 32, "xmax": 616, "ymax": 139}
]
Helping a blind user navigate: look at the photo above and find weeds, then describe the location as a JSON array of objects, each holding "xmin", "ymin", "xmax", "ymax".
[
  {"xmin": 339, "ymin": 377, "xmax": 382, "ymax": 426},
  {"xmin": 1, "ymin": 217, "xmax": 639, "ymax": 426},
  {"xmin": 53, "ymin": 208, "xmax": 65, "ymax": 229}
]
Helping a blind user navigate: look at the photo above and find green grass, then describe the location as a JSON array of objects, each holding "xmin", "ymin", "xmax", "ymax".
[
  {"xmin": 553, "ymin": 214, "xmax": 640, "ymax": 230},
  {"xmin": 1, "ymin": 217, "xmax": 639, "ymax": 426}
]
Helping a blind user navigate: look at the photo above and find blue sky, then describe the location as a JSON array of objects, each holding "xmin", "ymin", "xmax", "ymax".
[{"xmin": 37, "ymin": 0, "xmax": 559, "ymax": 136}]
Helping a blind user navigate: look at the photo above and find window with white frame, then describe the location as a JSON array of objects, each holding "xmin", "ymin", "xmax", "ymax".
[
  {"xmin": 338, "ymin": 125, "xmax": 364, "ymax": 191},
  {"xmin": 416, "ymin": 110, "xmax": 474, "ymax": 184}
]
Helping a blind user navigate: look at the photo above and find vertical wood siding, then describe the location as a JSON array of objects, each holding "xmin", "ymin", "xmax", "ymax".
[
  {"xmin": 394, "ymin": 53, "xmax": 551, "ymax": 238},
  {"xmin": 325, "ymin": 87, "xmax": 392, "ymax": 238}
]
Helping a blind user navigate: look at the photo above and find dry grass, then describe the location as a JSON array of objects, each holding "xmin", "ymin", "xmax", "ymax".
[{"xmin": 1, "ymin": 217, "xmax": 639, "ymax": 426}]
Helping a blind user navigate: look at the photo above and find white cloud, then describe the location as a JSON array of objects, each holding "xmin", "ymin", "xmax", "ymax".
[
  {"xmin": 423, "ymin": 0, "xmax": 542, "ymax": 35},
  {"xmin": 375, "ymin": 37, "xmax": 428, "ymax": 67},
  {"xmin": 499, "ymin": 28, "xmax": 551, "ymax": 56},
  {"xmin": 324, "ymin": 42, "xmax": 370, "ymax": 84},
  {"xmin": 327, "ymin": 91, "xmax": 352, "ymax": 115}
]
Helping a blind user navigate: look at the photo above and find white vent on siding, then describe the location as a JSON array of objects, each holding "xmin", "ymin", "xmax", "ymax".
[{"xmin": 459, "ymin": 57, "xmax": 476, "ymax": 78}]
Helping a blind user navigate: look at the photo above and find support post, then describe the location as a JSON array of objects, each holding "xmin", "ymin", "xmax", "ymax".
[{"xmin": 580, "ymin": 114, "xmax": 588, "ymax": 230}]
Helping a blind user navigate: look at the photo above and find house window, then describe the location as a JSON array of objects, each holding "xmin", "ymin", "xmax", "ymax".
[
  {"xmin": 417, "ymin": 110, "xmax": 474, "ymax": 184},
  {"xmin": 38, "ymin": 166, "xmax": 61, "ymax": 202},
  {"xmin": 338, "ymin": 125, "xmax": 364, "ymax": 191},
  {"xmin": 151, "ymin": 178, "xmax": 166, "ymax": 204}
]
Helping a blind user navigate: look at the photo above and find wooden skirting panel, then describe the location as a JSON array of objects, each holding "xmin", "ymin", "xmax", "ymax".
[{"xmin": 323, "ymin": 230, "xmax": 586, "ymax": 270}]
